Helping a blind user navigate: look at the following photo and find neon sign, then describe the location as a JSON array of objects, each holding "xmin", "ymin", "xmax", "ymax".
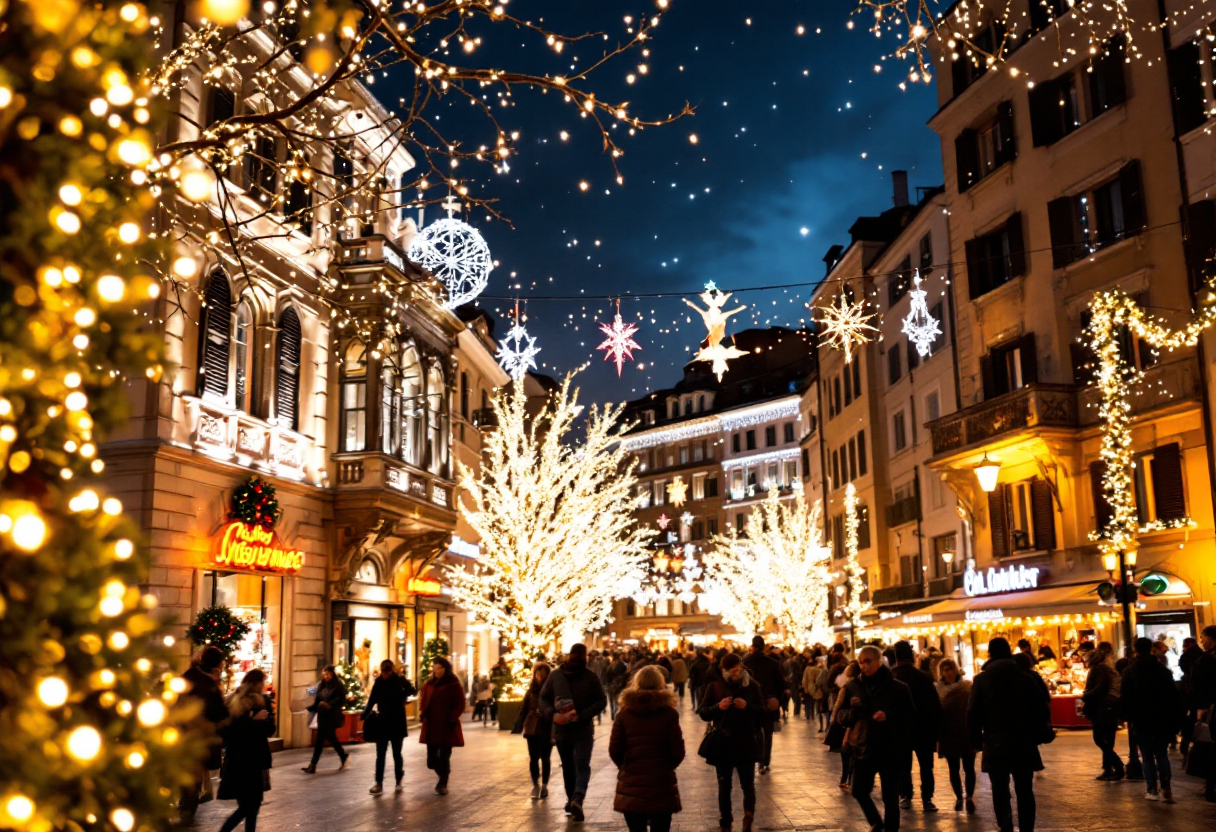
[
  {"xmin": 965, "ymin": 609, "xmax": 1005, "ymax": 623},
  {"xmin": 213, "ymin": 521, "xmax": 306, "ymax": 575},
  {"xmin": 407, "ymin": 577, "xmax": 442, "ymax": 596},
  {"xmin": 964, "ymin": 564, "xmax": 1042, "ymax": 597}
]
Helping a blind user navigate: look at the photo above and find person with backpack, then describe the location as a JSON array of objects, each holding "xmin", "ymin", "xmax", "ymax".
[
  {"xmin": 609, "ymin": 666, "xmax": 685, "ymax": 832},
  {"xmin": 697, "ymin": 652, "xmax": 764, "ymax": 832},
  {"xmin": 1121, "ymin": 637, "xmax": 1184, "ymax": 802},
  {"xmin": 301, "ymin": 665, "xmax": 349, "ymax": 774},
  {"xmin": 541, "ymin": 643, "xmax": 608, "ymax": 822},
  {"xmin": 363, "ymin": 659, "xmax": 409, "ymax": 794}
]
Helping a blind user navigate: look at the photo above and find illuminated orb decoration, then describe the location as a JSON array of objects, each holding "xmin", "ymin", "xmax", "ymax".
[
  {"xmin": 407, "ymin": 216, "xmax": 494, "ymax": 309},
  {"xmin": 597, "ymin": 314, "xmax": 642, "ymax": 376},
  {"xmin": 815, "ymin": 290, "xmax": 877, "ymax": 364},
  {"xmin": 497, "ymin": 322, "xmax": 540, "ymax": 381},
  {"xmin": 901, "ymin": 271, "xmax": 941, "ymax": 358}
]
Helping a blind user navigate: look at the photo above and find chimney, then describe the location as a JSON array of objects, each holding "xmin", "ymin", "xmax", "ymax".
[{"xmin": 892, "ymin": 170, "xmax": 909, "ymax": 208}]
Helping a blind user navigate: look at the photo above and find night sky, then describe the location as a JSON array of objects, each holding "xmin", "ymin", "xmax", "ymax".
[{"xmin": 401, "ymin": 1, "xmax": 943, "ymax": 406}]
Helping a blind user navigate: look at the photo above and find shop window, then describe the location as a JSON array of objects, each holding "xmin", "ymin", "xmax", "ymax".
[
  {"xmin": 234, "ymin": 300, "xmax": 254, "ymax": 413},
  {"xmin": 202, "ymin": 571, "xmax": 283, "ymax": 705},
  {"xmin": 198, "ymin": 271, "xmax": 232, "ymax": 400},
  {"xmin": 765, "ymin": 425, "xmax": 777, "ymax": 447},
  {"xmin": 965, "ymin": 213, "xmax": 1026, "ymax": 300},
  {"xmin": 275, "ymin": 306, "xmax": 301, "ymax": 431},
  {"xmin": 981, "ymin": 333, "xmax": 1037, "ymax": 400},
  {"xmin": 989, "ymin": 478, "xmax": 1055, "ymax": 557}
]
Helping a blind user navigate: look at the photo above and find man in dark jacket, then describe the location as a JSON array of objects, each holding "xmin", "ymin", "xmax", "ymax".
[
  {"xmin": 540, "ymin": 643, "xmax": 607, "ymax": 822},
  {"xmin": 890, "ymin": 641, "xmax": 943, "ymax": 812},
  {"xmin": 1180, "ymin": 637, "xmax": 1203, "ymax": 759},
  {"xmin": 698, "ymin": 652, "xmax": 765, "ymax": 832},
  {"xmin": 840, "ymin": 645, "xmax": 916, "ymax": 832},
  {"xmin": 1121, "ymin": 637, "xmax": 1183, "ymax": 802},
  {"xmin": 689, "ymin": 649, "xmax": 711, "ymax": 711},
  {"xmin": 1082, "ymin": 649, "xmax": 1124, "ymax": 780},
  {"xmin": 742, "ymin": 636, "xmax": 786, "ymax": 774},
  {"xmin": 179, "ymin": 646, "xmax": 228, "ymax": 826},
  {"xmin": 969, "ymin": 638, "xmax": 1050, "ymax": 832},
  {"xmin": 1189, "ymin": 625, "xmax": 1216, "ymax": 801}
]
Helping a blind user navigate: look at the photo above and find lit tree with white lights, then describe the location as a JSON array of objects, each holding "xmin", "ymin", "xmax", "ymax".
[{"xmin": 445, "ymin": 373, "xmax": 652, "ymax": 694}]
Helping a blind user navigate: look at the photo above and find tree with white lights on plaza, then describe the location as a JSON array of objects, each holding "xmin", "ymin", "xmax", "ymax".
[{"xmin": 445, "ymin": 372, "xmax": 653, "ymax": 694}]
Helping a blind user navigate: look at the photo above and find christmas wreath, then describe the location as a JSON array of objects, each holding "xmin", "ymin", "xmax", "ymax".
[
  {"xmin": 230, "ymin": 476, "xmax": 282, "ymax": 530},
  {"xmin": 187, "ymin": 605, "xmax": 251, "ymax": 658}
]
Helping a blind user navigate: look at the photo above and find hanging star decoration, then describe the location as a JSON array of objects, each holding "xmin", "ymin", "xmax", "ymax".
[
  {"xmin": 815, "ymin": 288, "xmax": 877, "ymax": 364},
  {"xmin": 596, "ymin": 300, "xmax": 642, "ymax": 376},
  {"xmin": 497, "ymin": 318, "xmax": 540, "ymax": 381},
  {"xmin": 685, "ymin": 283, "xmax": 748, "ymax": 381},
  {"xmin": 408, "ymin": 194, "xmax": 494, "ymax": 309},
  {"xmin": 657, "ymin": 513, "xmax": 671, "ymax": 530},
  {"xmin": 667, "ymin": 477, "xmax": 688, "ymax": 507},
  {"xmin": 680, "ymin": 511, "xmax": 695, "ymax": 528},
  {"xmin": 901, "ymin": 270, "xmax": 942, "ymax": 358}
]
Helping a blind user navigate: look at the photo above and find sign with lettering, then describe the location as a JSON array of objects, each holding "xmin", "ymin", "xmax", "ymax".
[
  {"xmin": 407, "ymin": 576, "xmax": 442, "ymax": 597},
  {"xmin": 965, "ymin": 609, "xmax": 1006, "ymax": 623},
  {"xmin": 901, "ymin": 613, "xmax": 934, "ymax": 625},
  {"xmin": 213, "ymin": 521, "xmax": 305, "ymax": 575},
  {"xmin": 964, "ymin": 564, "xmax": 1043, "ymax": 597}
]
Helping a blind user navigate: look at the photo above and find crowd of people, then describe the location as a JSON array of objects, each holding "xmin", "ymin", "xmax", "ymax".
[{"xmin": 175, "ymin": 624, "xmax": 1216, "ymax": 832}]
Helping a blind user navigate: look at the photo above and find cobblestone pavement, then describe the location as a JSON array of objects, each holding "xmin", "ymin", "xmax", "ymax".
[{"xmin": 190, "ymin": 700, "xmax": 1216, "ymax": 832}]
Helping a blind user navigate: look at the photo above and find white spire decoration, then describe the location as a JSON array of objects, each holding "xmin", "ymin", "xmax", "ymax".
[
  {"xmin": 407, "ymin": 194, "xmax": 494, "ymax": 309},
  {"xmin": 901, "ymin": 270, "xmax": 941, "ymax": 358},
  {"xmin": 497, "ymin": 303, "xmax": 539, "ymax": 380}
]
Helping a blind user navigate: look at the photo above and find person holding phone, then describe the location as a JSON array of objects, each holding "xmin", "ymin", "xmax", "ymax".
[
  {"xmin": 697, "ymin": 653, "xmax": 764, "ymax": 832},
  {"xmin": 216, "ymin": 669, "xmax": 275, "ymax": 832}
]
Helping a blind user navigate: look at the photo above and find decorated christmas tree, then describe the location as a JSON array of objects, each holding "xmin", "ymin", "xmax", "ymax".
[
  {"xmin": 0, "ymin": 1, "xmax": 201, "ymax": 828},
  {"xmin": 335, "ymin": 662, "xmax": 365, "ymax": 713},
  {"xmin": 418, "ymin": 636, "xmax": 450, "ymax": 686}
]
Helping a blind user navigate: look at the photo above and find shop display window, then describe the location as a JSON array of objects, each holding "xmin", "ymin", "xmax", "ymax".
[{"xmin": 201, "ymin": 571, "xmax": 283, "ymax": 703}]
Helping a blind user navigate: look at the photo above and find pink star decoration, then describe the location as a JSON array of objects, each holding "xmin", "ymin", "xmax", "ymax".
[
  {"xmin": 596, "ymin": 313, "xmax": 642, "ymax": 376},
  {"xmin": 657, "ymin": 513, "xmax": 671, "ymax": 530}
]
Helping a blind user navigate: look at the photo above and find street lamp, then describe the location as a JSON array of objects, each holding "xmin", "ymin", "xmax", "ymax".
[
  {"xmin": 1102, "ymin": 552, "xmax": 1119, "ymax": 574},
  {"xmin": 974, "ymin": 453, "xmax": 1001, "ymax": 493}
]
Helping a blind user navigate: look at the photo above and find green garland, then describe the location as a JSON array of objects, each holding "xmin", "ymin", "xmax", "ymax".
[
  {"xmin": 187, "ymin": 605, "xmax": 251, "ymax": 659},
  {"xmin": 230, "ymin": 476, "xmax": 281, "ymax": 530}
]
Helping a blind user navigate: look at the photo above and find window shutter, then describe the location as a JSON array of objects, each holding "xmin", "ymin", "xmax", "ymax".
[
  {"xmin": 1006, "ymin": 212, "xmax": 1027, "ymax": 276},
  {"xmin": 988, "ymin": 484, "xmax": 1009, "ymax": 559},
  {"xmin": 1119, "ymin": 159, "xmax": 1147, "ymax": 235},
  {"xmin": 990, "ymin": 346, "xmax": 1010, "ymax": 396},
  {"xmin": 1098, "ymin": 36, "xmax": 1128, "ymax": 110},
  {"xmin": 1186, "ymin": 199, "xmax": 1216, "ymax": 286},
  {"xmin": 1028, "ymin": 81, "xmax": 1060, "ymax": 146},
  {"xmin": 965, "ymin": 236, "xmax": 985, "ymax": 300},
  {"xmin": 888, "ymin": 346, "xmax": 902, "ymax": 385},
  {"xmin": 857, "ymin": 430, "xmax": 867, "ymax": 476},
  {"xmin": 951, "ymin": 57, "xmax": 971, "ymax": 99},
  {"xmin": 996, "ymin": 101, "xmax": 1017, "ymax": 164},
  {"xmin": 276, "ymin": 307, "xmax": 302, "ymax": 431},
  {"xmin": 955, "ymin": 128, "xmax": 980, "ymax": 193},
  {"xmin": 980, "ymin": 354, "xmax": 996, "ymax": 400},
  {"xmin": 1031, "ymin": 478, "xmax": 1056, "ymax": 550},
  {"xmin": 1047, "ymin": 197, "xmax": 1080, "ymax": 267},
  {"xmin": 1150, "ymin": 443, "xmax": 1186, "ymax": 521},
  {"xmin": 1070, "ymin": 340, "xmax": 1097, "ymax": 384},
  {"xmin": 209, "ymin": 87, "xmax": 235, "ymax": 126},
  {"xmin": 1090, "ymin": 461, "xmax": 1114, "ymax": 533},
  {"xmin": 198, "ymin": 272, "xmax": 231, "ymax": 398},
  {"xmin": 906, "ymin": 336, "xmax": 920, "ymax": 370},
  {"xmin": 1169, "ymin": 41, "xmax": 1207, "ymax": 134},
  {"xmin": 1019, "ymin": 332, "xmax": 1038, "ymax": 385}
]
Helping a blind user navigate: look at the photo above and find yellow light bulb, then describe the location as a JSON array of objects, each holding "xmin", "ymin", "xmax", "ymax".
[
  {"xmin": 59, "ymin": 184, "xmax": 83, "ymax": 205},
  {"xmin": 4, "ymin": 796, "xmax": 34, "ymax": 823},
  {"xmin": 179, "ymin": 168, "xmax": 215, "ymax": 201},
  {"xmin": 65, "ymin": 391, "xmax": 88, "ymax": 412},
  {"xmin": 111, "ymin": 808, "xmax": 135, "ymax": 832},
  {"xmin": 199, "ymin": 0, "xmax": 250, "ymax": 25},
  {"xmin": 109, "ymin": 632, "xmax": 130, "ymax": 650},
  {"xmin": 55, "ymin": 210, "xmax": 81, "ymax": 234},
  {"xmin": 117, "ymin": 222, "xmax": 140, "ymax": 244},
  {"xmin": 116, "ymin": 139, "xmax": 151, "ymax": 167},
  {"xmin": 172, "ymin": 256, "xmax": 198, "ymax": 277},
  {"xmin": 114, "ymin": 539, "xmax": 135, "ymax": 560},
  {"xmin": 38, "ymin": 677, "xmax": 69, "ymax": 708},
  {"xmin": 66, "ymin": 725, "xmax": 102, "ymax": 761},
  {"xmin": 97, "ymin": 275, "xmax": 125, "ymax": 302},
  {"xmin": 100, "ymin": 597, "xmax": 124, "ymax": 617},
  {"xmin": 103, "ymin": 498, "xmax": 122, "ymax": 516},
  {"xmin": 126, "ymin": 751, "xmax": 146, "ymax": 769},
  {"xmin": 11, "ymin": 513, "xmax": 47, "ymax": 551},
  {"xmin": 137, "ymin": 699, "xmax": 166, "ymax": 727}
]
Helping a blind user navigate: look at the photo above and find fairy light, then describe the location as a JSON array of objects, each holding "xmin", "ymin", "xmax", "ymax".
[{"xmin": 843, "ymin": 483, "xmax": 869, "ymax": 633}]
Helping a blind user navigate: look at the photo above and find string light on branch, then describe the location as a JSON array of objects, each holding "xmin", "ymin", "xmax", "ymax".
[
  {"xmin": 901, "ymin": 270, "xmax": 941, "ymax": 358},
  {"xmin": 843, "ymin": 482, "xmax": 869, "ymax": 633},
  {"xmin": 596, "ymin": 299, "xmax": 642, "ymax": 376},
  {"xmin": 408, "ymin": 195, "xmax": 494, "ymax": 310},
  {"xmin": 816, "ymin": 288, "xmax": 877, "ymax": 364}
]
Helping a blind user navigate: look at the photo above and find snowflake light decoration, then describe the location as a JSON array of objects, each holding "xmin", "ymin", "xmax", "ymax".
[
  {"xmin": 497, "ymin": 322, "xmax": 540, "ymax": 380},
  {"xmin": 815, "ymin": 289, "xmax": 877, "ymax": 364},
  {"xmin": 686, "ymin": 283, "xmax": 748, "ymax": 381},
  {"xmin": 901, "ymin": 271, "xmax": 941, "ymax": 358},
  {"xmin": 667, "ymin": 477, "xmax": 688, "ymax": 507},
  {"xmin": 596, "ymin": 308, "xmax": 642, "ymax": 376},
  {"xmin": 407, "ymin": 197, "xmax": 494, "ymax": 309},
  {"xmin": 657, "ymin": 513, "xmax": 671, "ymax": 530}
]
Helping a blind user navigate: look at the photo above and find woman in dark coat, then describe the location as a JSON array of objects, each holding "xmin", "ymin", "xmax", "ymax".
[
  {"xmin": 518, "ymin": 662, "xmax": 554, "ymax": 799},
  {"xmin": 363, "ymin": 659, "xmax": 409, "ymax": 794},
  {"xmin": 301, "ymin": 665, "xmax": 348, "ymax": 773},
  {"xmin": 419, "ymin": 655, "xmax": 465, "ymax": 795},
  {"xmin": 935, "ymin": 658, "xmax": 976, "ymax": 812},
  {"xmin": 609, "ymin": 666, "xmax": 685, "ymax": 832},
  {"xmin": 217, "ymin": 670, "xmax": 275, "ymax": 832}
]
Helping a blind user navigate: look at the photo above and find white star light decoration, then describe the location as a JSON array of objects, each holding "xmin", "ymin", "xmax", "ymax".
[
  {"xmin": 901, "ymin": 271, "xmax": 941, "ymax": 358},
  {"xmin": 667, "ymin": 477, "xmax": 688, "ymax": 507},
  {"xmin": 685, "ymin": 284, "xmax": 748, "ymax": 381},
  {"xmin": 680, "ymin": 512, "xmax": 694, "ymax": 528},
  {"xmin": 596, "ymin": 313, "xmax": 642, "ymax": 376},
  {"xmin": 816, "ymin": 290, "xmax": 877, "ymax": 364},
  {"xmin": 497, "ymin": 322, "xmax": 540, "ymax": 381},
  {"xmin": 407, "ymin": 196, "xmax": 494, "ymax": 309}
]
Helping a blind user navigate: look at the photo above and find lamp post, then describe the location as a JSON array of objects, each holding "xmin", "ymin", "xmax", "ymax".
[{"xmin": 1101, "ymin": 549, "xmax": 1137, "ymax": 656}]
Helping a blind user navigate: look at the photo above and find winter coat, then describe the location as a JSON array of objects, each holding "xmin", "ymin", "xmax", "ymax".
[
  {"xmin": 307, "ymin": 676, "xmax": 348, "ymax": 730},
  {"xmin": 1121, "ymin": 654, "xmax": 1183, "ymax": 735},
  {"xmin": 801, "ymin": 665, "xmax": 819, "ymax": 696},
  {"xmin": 183, "ymin": 664, "xmax": 227, "ymax": 770},
  {"xmin": 607, "ymin": 660, "xmax": 630, "ymax": 695},
  {"xmin": 935, "ymin": 679, "xmax": 974, "ymax": 758},
  {"xmin": 688, "ymin": 656, "xmax": 710, "ymax": 691},
  {"xmin": 540, "ymin": 661, "xmax": 607, "ymax": 740},
  {"xmin": 1081, "ymin": 660, "xmax": 1121, "ymax": 721},
  {"xmin": 670, "ymin": 658, "xmax": 689, "ymax": 684},
  {"xmin": 697, "ymin": 672, "xmax": 765, "ymax": 763},
  {"xmin": 742, "ymin": 651, "xmax": 785, "ymax": 714},
  {"xmin": 419, "ymin": 676, "xmax": 466, "ymax": 748},
  {"xmin": 520, "ymin": 687, "xmax": 552, "ymax": 738},
  {"xmin": 968, "ymin": 658, "xmax": 1049, "ymax": 773},
  {"xmin": 1192, "ymin": 649, "xmax": 1216, "ymax": 710},
  {"xmin": 891, "ymin": 662, "xmax": 943, "ymax": 748},
  {"xmin": 217, "ymin": 695, "xmax": 274, "ymax": 801},
  {"xmin": 609, "ymin": 688, "xmax": 685, "ymax": 814},
  {"xmin": 836, "ymin": 665, "xmax": 916, "ymax": 765},
  {"xmin": 363, "ymin": 673, "xmax": 408, "ymax": 740}
]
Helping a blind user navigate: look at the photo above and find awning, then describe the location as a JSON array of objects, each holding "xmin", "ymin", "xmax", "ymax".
[{"xmin": 879, "ymin": 581, "xmax": 1104, "ymax": 628}]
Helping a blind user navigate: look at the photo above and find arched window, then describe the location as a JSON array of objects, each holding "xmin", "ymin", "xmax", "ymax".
[
  {"xmin": 341, "ymin": 341, "xmax": 367, "ymax": 451},
  {"xmin": 275, "ymin": 307, "xmax": 302, "ymax": 431},
  {"xmin": 234, "ymin": 301, "xmax": 254, "ymax": 412},
  {"xmin": 400, "ymin": 347, "xmax": 422, "ymax": 465},
  {"xmin": 198, "ymin": 271, "xmax": 232, "ymax": 400},
  {"xmin": 380, "ymin": 367, "xmax": 399, "ymax": 455},
  {"xmin": 426, "ymin": 364, "xmax": 447, "ymax": 475}
]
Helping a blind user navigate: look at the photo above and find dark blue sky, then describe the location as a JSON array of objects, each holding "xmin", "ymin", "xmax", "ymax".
[{"xmin": 405, "ymin": 1, "xmax": 942, "ymax": 406}]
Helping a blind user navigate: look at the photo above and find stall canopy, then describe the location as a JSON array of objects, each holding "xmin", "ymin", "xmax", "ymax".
[{"xmin": 890, "ymin": 581, "xmax": 1103, "ymax": 627}]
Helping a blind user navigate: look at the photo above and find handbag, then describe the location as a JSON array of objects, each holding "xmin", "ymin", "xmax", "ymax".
[
  {"xmin": 308, "ymin": 713, "xmax": 318, "ymax": 730},
  {"xmin": 823, "ymin": 720, "xmax": 845, "ymax": 750},
  {"xmin": 697, "ymin": 724, "xmax": 727, "ymax": 766},
  {"xmin": 1194, "ymin": 706, "xmax": 1214, "ymax": 744},
  {"xmin": 262, "ymin": 770, "xmax": 271, "ymax": 791},
  {"xmin": 362, "ymin": 710, "xmax": 382, "ymax": 744}
]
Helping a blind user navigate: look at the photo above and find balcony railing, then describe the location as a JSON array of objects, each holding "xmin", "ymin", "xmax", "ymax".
[
  {"xmin": 333, "ymin": 452, "xmax": 455, "ymax": 511},
  {"xmin": 885, "ymin": 495, "xmax": 921, "ymax": 528},
  {"xmin": 335, "ymin": 234, "xmax": 412, "ymax": 276},
  {"xmin": 870, "ymin": 582, "xmax": 925, "ymax": 606},
  {"xmin": 1076, "ymin": 355, "xmax": 1201, "ymax": 426},
  {"xmin": 472, "ymin": 407, "xmax": 498, "ymax": 432},
  {"xmin": 928, "ymin": 383, "xmax": 1078, "ymax": 456},
  {"xmin": 186, "ymin": 396, "xmax": 312, "ymax": 482}
]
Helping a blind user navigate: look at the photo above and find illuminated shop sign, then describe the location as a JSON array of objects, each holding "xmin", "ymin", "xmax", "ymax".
[
  {"xmin": 407, "ymin": 577, "xmax": 442, "ymax": 597},
  {"xmin": 214, "ymin": 522, "xmax": 306, "ymax": 575},
  {"xmin": 965, "ymin": 609, "xmax": 1006, "ymax": 623},
  {"xmin": 964, "ymin": 564, "xmax": 1042, "ymax": 597},
  {"xmin": 902, "ymin": 613, "xmax": 934, "ymax": 625}
]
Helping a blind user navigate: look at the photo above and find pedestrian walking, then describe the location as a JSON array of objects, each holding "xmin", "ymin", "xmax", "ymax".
[
  {"xmin": 801, "ymin": 659, "xmax": 822, "ymax": 727},
  {"xmin": 1185, "ymin": 624, "xmax": 1216, "ymax": 801},
  {"xmin": 418, "ymin": 655, "xmax": 465, "ymax": 795},
  {"xmin": 671, "ymin": 653, "xmax": 689, "ymax": 702},
  {"xmin": 472, "ymin": 675, "xmax": 493, "ymax": 724},
  {"xmin": 216, "ymin": 670, "xmax": 274, "ymax": 832},
  {"xmin": 742, "ymin": 636, "xmax": 784, "ymax": 774},
  {"xmin": 697, "ymin": 652, "xmax": 764, "ymax": 832},
  {"xmin": 689, "ymin": 649, "xmax": 710, "ymax": 711},
  {"xmin": 890, "ymin": 641, "xmax": 942, "ymax": 812},
  {"xmin": 179, "ymin": 646, "xmax": 228, "ymax": 826},
  {"xmin": 1082, "ymin": 648, "xmax": 1124, "ymax": 780},
  {"xmin": 363, "ymin": 659, "xmax": 408, "ymax": 795},
  {"xmin": 1121, "ymin": 637, "xmax": 1183, "ymax": 802},
  {"xmin": 609, "ymin": 666, "xmax": 686, "ymax": 832},
  {"xmin": 1179, "ymin": 636, "xmax": 1203, "ymax": 761},
  {"xmin": 516, "ymin": 662, "xmax": 554, "ymax": 799},
  {"xmin": 301, "ymin": 665, "xmax": 349, "ymax": 774},
  {"xmin": 838, "ymin": 645, "xmax": 916, "ymax": 832},
  {"xmin": 968, "ymin": 637, "xmax": 1051, "ymax": 832},
  {"xmin": 828, "ymin": 660, "xmax": 862, "ymax": 789},
  {"xmin": 607, "ymin": 653, "xmax": 630, "ymax": 720},
  {"xmin": 935, "ymin": 658, "xmax": 976, "ymax": 813},
  {"xmin": 541, "ymin": 643, "xmax": 608, "ymax": 822}
]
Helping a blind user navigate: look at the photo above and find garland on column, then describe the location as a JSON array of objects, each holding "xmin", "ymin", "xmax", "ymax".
[
  {"xmin": 843, "ymin": 483, "xmax": 870, "ymax": 634},
  {"xmin": 229, "ymin": 476, "xmax": 282, "ymax": 530}
]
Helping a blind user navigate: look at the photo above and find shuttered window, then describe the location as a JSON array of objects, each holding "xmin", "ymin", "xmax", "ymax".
[
  {"xmin": 198, "ymin": 272, "xmax": 232, "ymax": 399},
  {"xmin": 1031, "ymin": 479, "xmax": 1056, "ymax": 551},
  {"xmin": 1090, "ymin": 461, "xmax": 1114, "ymax": 534},
  {"xmin": 1148, "ymin": 443, "xmax": 1186, "ymax": 522},
  {"xmin": 988, "ymin": 484, "xmax": 1009, "ymax": 559},
  {"xmin": 1168, "ymin": 41, "xmax": 1207, "ymax": 135},
  {"xmin": 275, "ymin": 307, "xmax": 301, "ymax": 431},
  {"xmin": 965, "ymin": 212, "xmax": 1025, "ymax": 300}
]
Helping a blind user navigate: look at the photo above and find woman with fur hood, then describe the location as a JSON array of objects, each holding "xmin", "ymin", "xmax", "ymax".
[
  {"xmin": 609, "ymin": 665, "xmax": 686, "ymax": 832},
  {"xmin": 216, "ymin": 669, "xmax": 275, "ymax": 832}
]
